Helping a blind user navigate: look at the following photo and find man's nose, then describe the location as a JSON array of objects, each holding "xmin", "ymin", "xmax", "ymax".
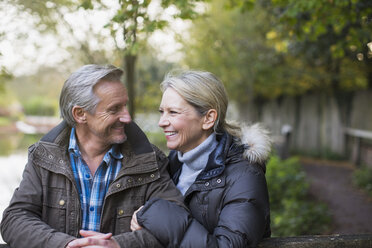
[{"xmin": 119, "ymin": 107, "xmax": 132, "ymax": 123}]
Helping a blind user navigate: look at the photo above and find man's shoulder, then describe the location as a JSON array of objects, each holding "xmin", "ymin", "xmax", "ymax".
[
  {"xmin": 150, "ymin": 144, "xmax": 168, "ymax": 164},
  {"xmin": 40, "ymin": 121, "xmax": 70, "ymax": 143},
  {"xmin": 28, "ymin": 139, "xmax": 66, "ymax": 163},
  {"xmin": 27, "ymin": 121, "xmax": 70, "ymax": 162}
]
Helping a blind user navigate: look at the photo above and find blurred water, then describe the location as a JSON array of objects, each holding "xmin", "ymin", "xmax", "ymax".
[{"xmin": 0, "ymin": 153, "xmax": 27, "ymax": 244}]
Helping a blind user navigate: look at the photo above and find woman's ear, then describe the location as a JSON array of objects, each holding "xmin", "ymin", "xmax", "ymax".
[
  {"xmin": 72, "ymin": 106, "xmax": 87, "ymax": 124},
  {"xmin": 202, "ymin": 109, "xmax": 217, "ymax": 131}
]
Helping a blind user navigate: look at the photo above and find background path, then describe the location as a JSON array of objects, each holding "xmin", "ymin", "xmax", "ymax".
[{"xmin": 301, "ymin": 158, "xmax": 372, "ymax": 234}]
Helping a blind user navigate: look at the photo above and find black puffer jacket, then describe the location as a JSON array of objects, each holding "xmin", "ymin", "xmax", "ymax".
[{"xmin": 137, "ymin": 124, "xmax": 271, "ymax": 248}]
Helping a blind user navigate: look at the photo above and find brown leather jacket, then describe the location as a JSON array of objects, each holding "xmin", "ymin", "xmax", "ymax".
[{"xmin": 0, "ymin": 121, "xmax": 184, "ymax": 248}]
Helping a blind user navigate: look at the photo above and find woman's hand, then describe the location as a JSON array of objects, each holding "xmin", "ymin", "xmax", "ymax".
[{"xmin": 130, "ymin": 206, "xmax": 144, "ymax": 231}]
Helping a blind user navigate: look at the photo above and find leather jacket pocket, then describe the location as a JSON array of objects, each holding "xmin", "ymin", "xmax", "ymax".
[{"xmin": 42, "ymin": 188, "xmax": 67, "ymax": 232}]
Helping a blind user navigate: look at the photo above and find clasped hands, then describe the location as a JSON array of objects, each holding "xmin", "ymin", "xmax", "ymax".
[{"xmin": 66, "ymin": 206, "xmax": 143, "ymax": 248}]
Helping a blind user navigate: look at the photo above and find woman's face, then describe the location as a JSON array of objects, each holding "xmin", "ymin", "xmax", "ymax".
[{"xmin": 158, "ymin": 88, "xmax": 212, "ymax": 153}]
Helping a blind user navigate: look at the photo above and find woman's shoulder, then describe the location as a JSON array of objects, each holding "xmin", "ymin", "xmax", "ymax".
[
  {"xmin": 225, "ymin": 159, "xmax": 265, "ymax": 179},
  {"xmin": 237, "ymin": 123, "xmax": 272, "ymax": 165},
  {"xmin": 225, "ymin": 123, "xmax": 271, "ymax": 170}
]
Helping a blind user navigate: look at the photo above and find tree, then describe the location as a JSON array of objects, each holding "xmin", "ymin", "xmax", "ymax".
[
  {"xmin": 134, "ymin": 47, "xmax": 174, "ymax": 112},
  {"xmin": 182, "ymin": 0, "xmax": 372, "ymax": 102},
  {"xmin": 7, "ymin": 0, "xmax": 208, "ymax": 118},
  {"xmin": 0, "ymin": 6, "xmax": 12, "ymax": 93},
  {"xmin": 81, "ymin": 0, "xmax": 208, "ymax": 118},
  {"xmin": 249, "ymin": 0, "xmax": 372, "ymax": 126},
  {"xmin": 181, "ymin": 0, "xmax": 311, "ymax": 103},
  {"xmin": 249, "ymin": 0, "xmax": 372, "ymax": 89}
]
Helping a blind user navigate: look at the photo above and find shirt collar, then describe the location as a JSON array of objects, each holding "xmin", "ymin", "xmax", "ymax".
[{"xmin": 69, "ymin": 127, "xmax": 123, "ymax": 160}]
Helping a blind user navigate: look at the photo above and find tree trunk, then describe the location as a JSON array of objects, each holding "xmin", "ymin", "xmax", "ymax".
[{"xmin": 124, "ymin": 54, "xmax": 137, "ymax": 119}]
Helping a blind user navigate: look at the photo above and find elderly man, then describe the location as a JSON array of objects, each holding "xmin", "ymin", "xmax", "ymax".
[{"xmin": 1, "ymin": 64, "xmax": 184, "ymax": 248}]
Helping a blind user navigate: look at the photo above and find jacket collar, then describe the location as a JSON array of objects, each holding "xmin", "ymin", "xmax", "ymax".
[
  {"xmin": 169, "ymin": 124, "xmax": 272, "ymax": 182},
  {"xmin": 34, "ymin": 121, "xmax": 157, "ymax": 176},
  {"xmin": 169, "ymin": 132, "xmax": 232, "ymax": 183}
]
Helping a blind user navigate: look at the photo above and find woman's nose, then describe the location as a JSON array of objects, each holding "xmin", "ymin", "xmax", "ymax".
[{"xmin": 158, "ymin": 114, "xmax": 169, "ymax": 127}]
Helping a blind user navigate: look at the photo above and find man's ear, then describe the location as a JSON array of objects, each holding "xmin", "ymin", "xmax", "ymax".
[
  {"xmin": 72, "ymin": 106, "xmax": 87, "ymax": 124},
  {"xmin": 202, "ymin": 109, "xmax": 217, "ymax": 131}
]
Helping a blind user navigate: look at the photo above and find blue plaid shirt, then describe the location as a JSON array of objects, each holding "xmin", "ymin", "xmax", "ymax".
[{"xmin": 68, "ymin": 128, "xmax": 123, "ymax": 231}]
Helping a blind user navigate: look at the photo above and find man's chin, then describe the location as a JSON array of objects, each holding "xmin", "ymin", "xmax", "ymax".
[{"xmin": 111, "ymin": 135, "xmax": 127, "ymax": 144}]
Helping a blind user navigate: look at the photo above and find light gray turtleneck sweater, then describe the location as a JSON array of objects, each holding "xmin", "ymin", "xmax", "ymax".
[{"xmin": 176, "ymin": 133, "xmax": 218, "ymax": 195}]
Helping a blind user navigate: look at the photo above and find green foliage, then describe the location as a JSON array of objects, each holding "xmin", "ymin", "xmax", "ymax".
[
  {"xmin": 352, "ymin": 166, "xmax": 372, "ymax": 197},
  {"xmin": 145, "ymin": 131, "xmax": 169, "ymax": 153},
  {"xmin": 182, "ymin": 0, "xmax": 279, "ymax": 102},
  {"xmin": 17, "ymin": 133, "xmax": 43, "ymax": 151},
  {"xmin": 266, "ymin": 155, "xmax": 332, "ymax": 236},
  {"xmin": 0, "ymin": 117, "xmax": 12, "ymax": 126},
  {"xmin": 8, "ymin": 66, "xmax": 64, "ymax": 103},
  {"xmin": 77, "ymin": 0, "xmax": 210, "ymax": 116},
  {"xmin": 182, "ymin": 0, "xmax": 372, "ymax": 103},
  {"xmin": 0, "ymin": 88, "xmax": 17, "ymax": 109},
  {"xmin": 224, "ymin": 0, "xmax": 255, "ymax": 11},
  {"xmin": 260, "ymin": 0, "xmax": 372, "ymax": 57},
  {"xmin": 0, "ymin": 133, "xmax": 42, "ymax": 156},
  {"xmin": 135, "ymin": 51, "xmax": 174, "ymax": 112},
  {"xmin": 0, "ymin": 66, "xmax": 12, "ymax": 93},
  {"xmin": 23, "ymin": 97, "xmax": 57, "ymax": 116},
  {"xmin": 78, "ymin": 0, "xmax": 208, "ymax": 57},
  {"xmin": 255, "ymin": 0, "xmax": 372, "ymax": 90},
  {"xmin": 0, "ymin": 134, "xmax": 20, "ymax": 156},
  {"xmin": 0, "ymin": 84, "xmax": 22, "ymax": 119},
  {"xmin": 290, "ymin": 148, "xmax": 347, "ymax": 161}
]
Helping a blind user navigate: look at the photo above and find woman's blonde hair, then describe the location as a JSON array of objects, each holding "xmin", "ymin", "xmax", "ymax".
[{"xmin": 161, "ymin": 70, "xmax": 241, "ymax": 137}]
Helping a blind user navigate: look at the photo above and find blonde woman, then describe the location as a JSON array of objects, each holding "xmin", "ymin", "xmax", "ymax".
[{"xmin": 133, "ymin": 70, "xmax": 272, "ymax": 247}]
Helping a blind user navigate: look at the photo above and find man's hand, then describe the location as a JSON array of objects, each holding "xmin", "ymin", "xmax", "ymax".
[
  {"xmin": 66, "ymin": 230, "xmax": 120, "ymax": 248},
  {"xmin": 130, "ymin": 206, "xmax": 144, "ymax": 231}
]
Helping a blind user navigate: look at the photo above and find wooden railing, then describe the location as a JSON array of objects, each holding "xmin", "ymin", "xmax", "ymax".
[
  {"xmin": 344, "ymin": 127, "xmax": 372, "ymax": 166},
  {"xmin": 1, "ymin": 234, "xmax": 371, "ymax": 247},
  {"xmin": 258, "ymin": 234, "xmax": 372, "ymax": 248}
]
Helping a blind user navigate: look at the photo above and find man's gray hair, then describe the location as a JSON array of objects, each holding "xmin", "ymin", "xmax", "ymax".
[{"xmin": 59, "ymin": 64, "xmax": 123, "ymax": 126}]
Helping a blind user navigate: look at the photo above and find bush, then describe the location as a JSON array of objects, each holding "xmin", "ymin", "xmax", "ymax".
[
  {"xmin": 145, "ymin": 131, "xmax": 168, "ymax": 153},
  {"xmin": 266, "ymin": 155, "xmax": 332, "ymax": 236},
  {"xmin": 0, "ymin": 116, "xmax": 11, "ymax": 126},
  {"xmin": 352, "ymin": 166, "xmax": 372, "ymax": 197},
  {"xmin": 23, "ymin": 97, "xmax": 57, "ymax": 116}
]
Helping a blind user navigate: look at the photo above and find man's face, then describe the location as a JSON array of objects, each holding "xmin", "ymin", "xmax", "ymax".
[{"xmin": 84, "ymin": 80, "xmax": 131, "ymax": 146}]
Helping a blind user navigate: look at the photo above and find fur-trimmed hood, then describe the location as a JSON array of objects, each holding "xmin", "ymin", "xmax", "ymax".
[
  {"xmin": 238, "ymin": 123, "xmax": 272, "ymax": 165},
  {"xmin": 168, "ymin": 123, "xmax": 272, "ymax": 181}
]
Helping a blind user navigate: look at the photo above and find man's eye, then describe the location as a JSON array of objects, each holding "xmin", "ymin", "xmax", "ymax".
[{"xmin": 109, "ymin": 107, "xmax": 119, "ymax": 113}]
